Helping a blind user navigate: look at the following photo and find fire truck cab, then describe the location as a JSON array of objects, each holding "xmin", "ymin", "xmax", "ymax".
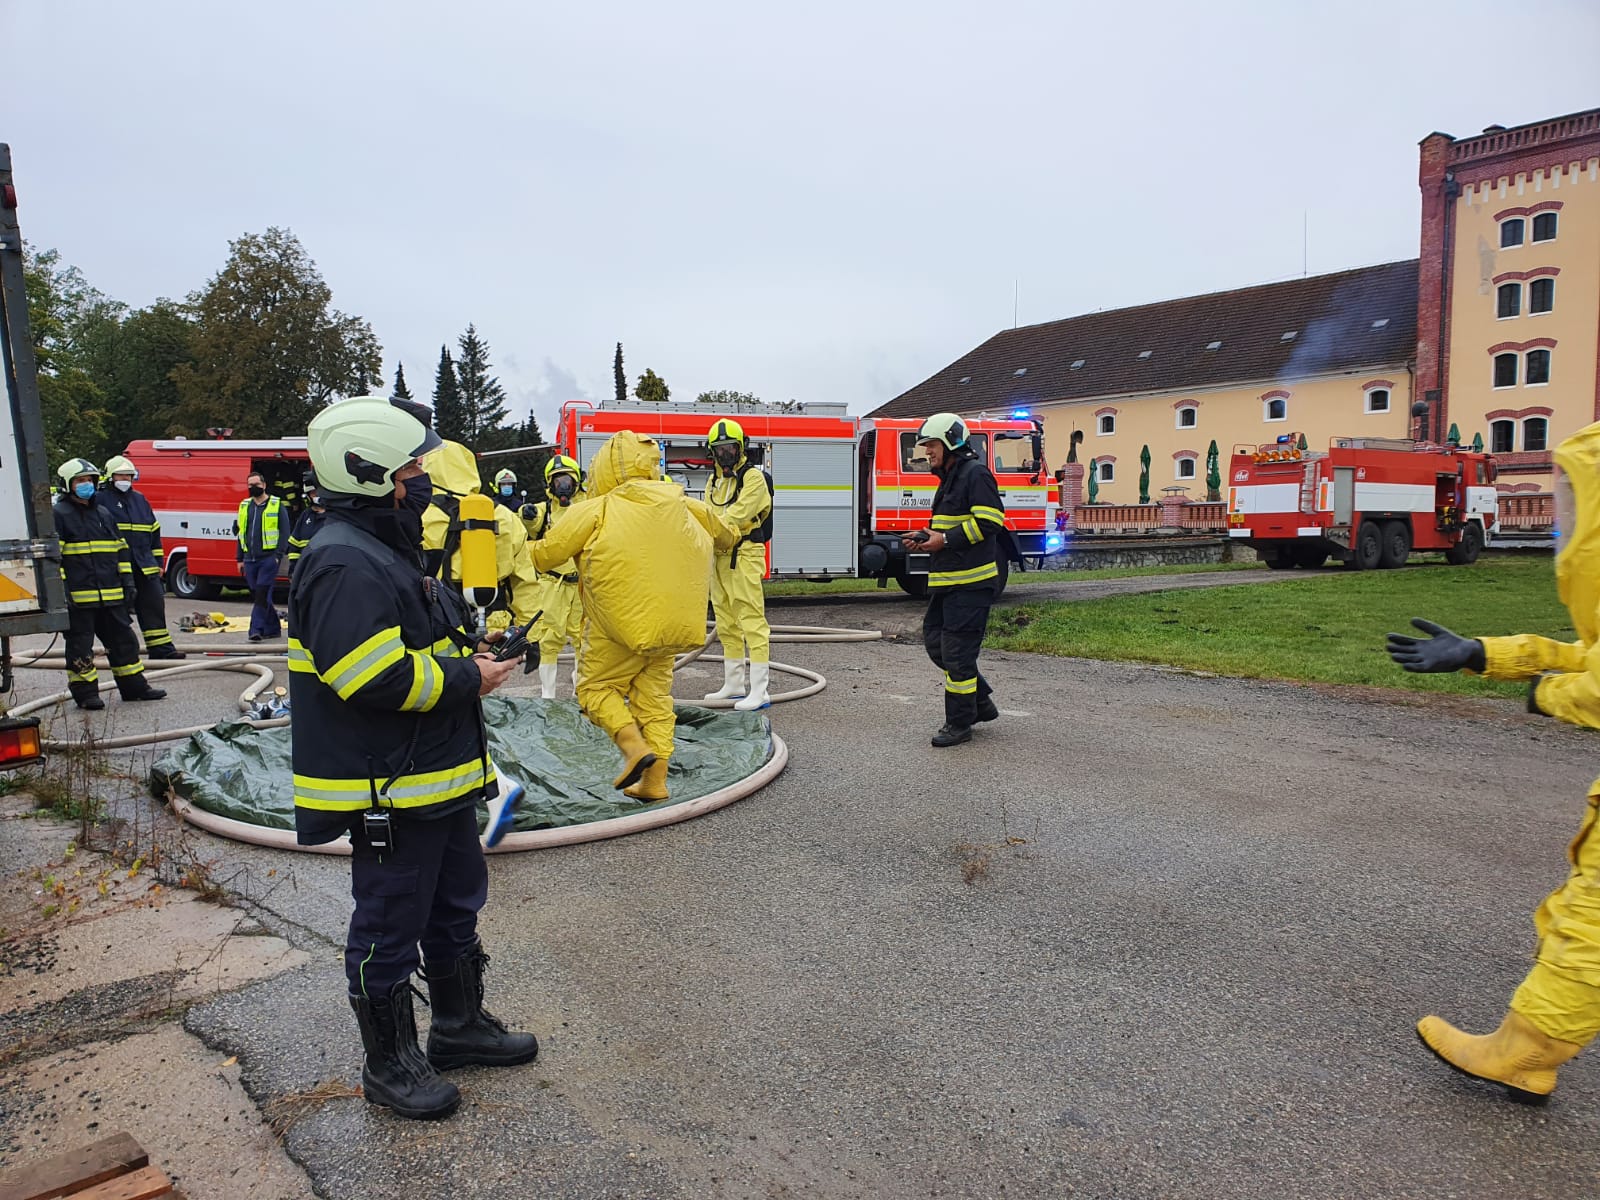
[
  {"xmin": 122, "ymin": 438, "xmax": 311, "ymax": 600},
  {"xmin": 555, "ymin": 400, "xmax": 1055, "ymax": 595},
  {"xmin": 1227, "ymin": 433, "xmax": 1498, "ymax": 570}
]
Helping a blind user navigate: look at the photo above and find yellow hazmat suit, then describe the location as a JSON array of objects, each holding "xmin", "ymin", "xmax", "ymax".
[
  {"xmin": 523, "ymin": 485, "xmax": 586, "ymax": 700},
  {"xmin": 705, "ymin": 449, "xmax": 773, "ymax": 709},
  {"xmin": 1415, "ymin": 420, "xmax": 1600, "ymax": 1099},
  {"xmin": 421, "ymin": 441, "xmax": 542, "ymax": 630},
  {"xmin": 527, "ymin": 432, "xmax": 738, "ymax": 800}
]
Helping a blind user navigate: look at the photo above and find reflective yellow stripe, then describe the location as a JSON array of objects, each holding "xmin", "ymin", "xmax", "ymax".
[
  {"xmin": 930, "ymin": 515, "xmax": 966, "ymax": 530},
  {"xmin": 140, "ymin": 566, "xmax": 161, "ymax": 575},
  {"xmin": 944, "ymin": 673, "xmax": 978, "ymax": 694},
  {"xmin": 286, "ymin": 638, "xmax": 317, "ymax": 674},
  {"xmin": 119, "ymin": 563, "xmax": 134, "ymax": 574},
  {"xmin": 324, "ymin": 628, "xmax": 407, "ymax": 700},
  {"xmin": 293, "ymin": 758, "xmax": 494, "ymax": 811},
  {"xmin": 69, "ymin": 587, "xmax": 126, "ymax": 604},
  {"xmin": 929, "ymin": 562, "xmax": 999, "ymax": 587},
  {"xmin": 112, "ymin": 661, "xmax": 144, "ymax": 678},
  {"xmin": 62, "ymin": 541, "xmax": 124, "ymax": 555},
  {"xmin": 144, "ymin": 628, "xmax": 173, "ymax": 646},
  {"xmin": 962, "ymin": 516, "xmax": 980, "ymax": 542},
  {"xmin": 971, "ymin": 505, "xmax": 1006, "ymax": 526},
  {"xmin": 428, "ymin": 634, "xmax": 471, "ymax": 659},
  {"xmin": 399, "ymin": 654, "xmax": 444, "ymax": 712},
  {"xmin": 68, "ymin": 666, "xmax": 99, "ymax": 683}
]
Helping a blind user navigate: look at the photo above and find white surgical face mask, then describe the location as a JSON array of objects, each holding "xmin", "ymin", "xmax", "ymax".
[
  {"xmin": 113, "ymin": 479, "xmax": 133, "ymax": 492},
  {"xmin": 1555, "ymin": 466, "xmax": 1575, "ymax": 558}
]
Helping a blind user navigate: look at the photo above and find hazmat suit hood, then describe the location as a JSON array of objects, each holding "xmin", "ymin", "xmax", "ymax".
[
  {"xmin": 424, "ymin": 440, "xmax": 483, "ymax": 498},
  {"xmin": 586, "ymin": 432, "xmax": 661, "ymax": 497},
  {"xmin": 1553, "ymin": 421, "xmax": 1600, "ymax": 645}
]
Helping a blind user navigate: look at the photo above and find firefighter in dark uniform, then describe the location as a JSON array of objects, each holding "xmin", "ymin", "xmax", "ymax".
[
  {"xmin": 98, "ymin": 454, "xmax": 183, "ymax": 660},
  {"xmin": 901, "ymin": 413, "xmax": 1007, "ymax": 747},
  {"xmin": 53, "ymin": 459, "xmax": 167, "ymax": 711},
  {"xmin": 284, "ymin": 471, "xmax": 326, "ymax": 580},
  {"xmin": 291, "ymin": 397, "xmax": 535, "ymax": 1122}
]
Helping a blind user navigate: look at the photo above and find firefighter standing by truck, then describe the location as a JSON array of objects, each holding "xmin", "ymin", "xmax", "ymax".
[
  {"xmin": 492, "ymin": 468, "xmax": 520, "ymax": 512},
  {"xmin": 901, "ymin": 413, "xmax": 1006, "ymax": 748},
  {"xmin": 235, "ymin": 471, "xmax": 284, "ymax": 642},
  {"xmin": 98, "ymin": 454, "xmax": 183, "ymax": 659},
  {"xmin": 702, "ymin": 418, "xmax": 775, "ymax": 710},
  {"xmin": 522, "ymin": 454, "xmax": 586, "ymax": 700},
  {"xmin": 53, "ymin": 459, "xmax": 167, "ymax": 711},
  {"xmin": 290, "ymin": 397, "xmax": 535, "ymax": 1122},
  {"xmin": 1386, "ymin": 420, "xmax": 1600, "ymax": 1105}
]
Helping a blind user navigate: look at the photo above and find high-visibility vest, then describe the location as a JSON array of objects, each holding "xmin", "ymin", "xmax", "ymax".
[{"xmin": 238, "ymin": 496, "xmax": 284, "ymax": 553}]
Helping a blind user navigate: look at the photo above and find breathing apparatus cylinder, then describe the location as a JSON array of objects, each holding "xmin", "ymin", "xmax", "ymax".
[{"xmin": 458, "ymin": 492, "xmax": 500, "ymax": 626}]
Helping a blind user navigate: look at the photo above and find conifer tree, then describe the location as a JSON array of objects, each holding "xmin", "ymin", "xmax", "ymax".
[
  {"xmin": 432, "ymin": 345, "xmax": 464, "ymax": 442},
  {"xmin": 614, "ymin": 343, "xmax": 626, "ymax": 404},
  {"xmin": 393, "ymin": 361, "xmax": 413, "ymax": 401}
]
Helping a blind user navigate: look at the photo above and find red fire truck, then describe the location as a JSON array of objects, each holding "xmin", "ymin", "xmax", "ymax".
[
  {"xmin": 544, "ymin": 399, "xmax": 1058, "ymax": 594},
  {"xmin": 1226, "ymin": 433, "xmax": 1498, "ymax": 570},
  {"xmin": 122, "ymin": 438, "xmax": 310, "ymax": 599}
]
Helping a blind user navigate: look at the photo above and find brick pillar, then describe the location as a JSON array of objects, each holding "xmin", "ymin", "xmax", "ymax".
[
  {"xmin": 1417, "ymin": 131, "xmax": 1457, "ymax": 444},
  {"xmin": 1158, "ymin": 493, "xmax": 1186, "ymax": 529},
  {"xmin": 1060, "ymin": 463, "xmax": 1085, "ymax": 527}
]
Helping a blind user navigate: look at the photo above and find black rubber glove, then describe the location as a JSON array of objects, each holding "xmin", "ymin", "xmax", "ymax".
[{"xmin": 1385, "ymin": 618, "xmax": 1486, "ymax": 674}]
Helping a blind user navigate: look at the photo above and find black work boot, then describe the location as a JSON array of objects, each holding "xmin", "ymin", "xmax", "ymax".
[
  {"xmin": 975, "ymin": 696, "xmax": 999, "ymax": 723},
  {"xmin": 148, "ymin": 646, "xmax": 187, "ymax": 660},
  {"xmin": 121, "ymin": 685, "xmax": 167, "ymax": 701},
  {"xmin": 424, "ymin": 942, "xmax": 539, "ymax": 1070},
  {"xmin": 931, "ymin": 723, "xmax": 972, "ymax": 747},
  {"xmin": 350, "ymin": 983, "xmax": 461, "ymax": 1120},
  {"xmin": 75, "ymin": 693, "xmax": 105, "ymax": 711}
]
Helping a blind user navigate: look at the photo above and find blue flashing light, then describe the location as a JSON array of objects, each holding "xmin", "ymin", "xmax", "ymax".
[
  {"xmin": 1276, "ymin": 434, "xmax": 1291, "ymax": 444},
  {"xmin": 1046, "ymin": 533, "xmax": 1064, "ymax": 551},
  {"xmin": 1011, "ymin": 408, "xmax": 1031, "ymax": 419}
]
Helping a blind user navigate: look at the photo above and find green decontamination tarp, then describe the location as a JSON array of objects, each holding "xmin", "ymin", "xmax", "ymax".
[{"xmin": 149, "ymin": 696, "xmax": 774, "ymax": 834}]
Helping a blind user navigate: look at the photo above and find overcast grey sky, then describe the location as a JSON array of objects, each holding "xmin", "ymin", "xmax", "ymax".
[{"xmin": 6, "ymin": 1, "xmax": 1598, "ymax": 433}]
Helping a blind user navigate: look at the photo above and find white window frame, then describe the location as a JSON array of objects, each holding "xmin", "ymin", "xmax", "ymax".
[
  {"xmin": 1363, "ymin": 387, "xmax": 1391, "ymax": 415},
  {"xmin": 1500, "ymin": 217, "xmax": 1525, "ymax": 248},
  {"xmin": 1489, "ymin": 419, "xmax": 1515, "ymax": 454},
  {"xmin": 1529, "ymin": 277, "xmax": 1555, "ymax": 316},
  {"xmin": 1263, "ymin": 397, "xmax": 1288, "ymax": 422},
  {"xmin": 1175, "ymin": 404, "xmax": 1198, "ymax": 430},
  {"xmin": 1531, "ymin": 212, "xmax": 1558, "ymax": 243},
  {"xmin": 1496, "ymin": 281, "xmax": 1522, "ymax": 320},
  {"xmin": 1525, "ymin": 348, "xmax": 1551, "ymax": 388},
  {"xmin": 1097, "ymin": 460, "xmax": 1115, "ymax": 483},
  {"xmin": 1097, "ymin": 413, "xmax": 1116, "ymax": 436},
  {"xmin": 1492, "ymin": 352, "xmax": 1518, "ymax": 390},
  {"xmin": 1522, "ymin": 416, "xmax": 1549, "ymax": 452},
  {"xmin": 1174, "ymin": 456, "xmax": 1198, "ymax": 481}
]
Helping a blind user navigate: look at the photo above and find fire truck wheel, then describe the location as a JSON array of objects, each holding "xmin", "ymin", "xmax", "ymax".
[
  {"xmin": 1349, "ymin": 522, "xmax": 1383, "ymax": 571},
  {"xmin": 1378, "ymin": 521, "xmax": 1412, "ymax": 570},
  {"xmin": 1446, "ymin": 522, "xmax": 1483, "ymax": 566},
  {"xmin": 1265, "ymin": 552, "xmax": 1295, "ymax": 570},
  {"xmin": 895, "ymin": 572, "xmax": 929, "ymax": 599},
  {"xmin": 1294, "ymin": 545, "xmax": 1328, "ymax": 569},
  {"xmin": 168, "ymin": 554, "xmax": 221, "ymax": 602}
]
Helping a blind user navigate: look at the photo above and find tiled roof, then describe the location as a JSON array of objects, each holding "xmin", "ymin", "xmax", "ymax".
[{"xmin": 871, "ymin": 260, "xmax": 1419, "ymax": 419}]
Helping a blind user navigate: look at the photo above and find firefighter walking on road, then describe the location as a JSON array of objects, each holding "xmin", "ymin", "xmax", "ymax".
[
  {"xmin": 235, "ymin": 470, "xmax": 284, "ymax": 642},
  {"xmin": 901, "ymin": 413, "xmax": 1007, "ymax": 747},
  {"xmin": 703, "ymin": 418, "xmax": 775, "ymax": 710},
  {"xmin": 1387, "ymin": 419, "xmax": 1600, "ymax": 1104},
  {"xmin": 522, "ymin": 454, "xmax": 586, "ymax": 700},
  {"xmin": 98, "ymin": 454, "xmax": 183, "ymax": 660},
  {"xmin": 54, "ymin": 459, "xmax": 167, "ymax": 711},
  {"xmin": 291, "ymin": 397, "xmax": 536, "ymax": 1122}
]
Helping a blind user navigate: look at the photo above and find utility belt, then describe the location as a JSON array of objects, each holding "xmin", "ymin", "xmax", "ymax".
[{"xmin": 545, "ymin": 571, "xmax": 580, "ymax": 585}]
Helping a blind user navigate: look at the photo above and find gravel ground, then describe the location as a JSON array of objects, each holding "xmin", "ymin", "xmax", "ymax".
[{"xmin": 9, "ymin": 580, "xmax": 1600, "ymax": 1199}]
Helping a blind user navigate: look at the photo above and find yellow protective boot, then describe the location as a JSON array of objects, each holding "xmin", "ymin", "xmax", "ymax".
[
  {"xmin": 611, "ymin": 723, "xmax": 657, "ymax": 790},
  {"xmin": 624, "ymin": 759, "xmax": 670, "ymax": 803},
  {"xmin": 1416, "ymin": 1009, "xmax": 1584, "ymax": 1103}
]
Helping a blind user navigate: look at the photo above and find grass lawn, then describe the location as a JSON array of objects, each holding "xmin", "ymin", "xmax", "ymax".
[
  {"xmin": 986, "ymin": 555, "xmax": 1573, "ymax": 697},
  {"xmin": 763, "ymin": 560, "xmax": 1265, "ymax": 598}
]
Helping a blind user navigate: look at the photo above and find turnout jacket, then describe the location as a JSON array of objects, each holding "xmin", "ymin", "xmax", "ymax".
[
  {"xmin": 97, "ymin": 485, "xmax": 164, "ymax": 576},
  {"xmin": 287, "ymin": 505, "xmax": 495, "ymax": 845},
  {"xmin": 54, "ymin": 494, "xmax": 136, "ymax": 607},
  {"xmin": 285, "ymin": 508, "xmax": 327, "ymax": 576},
  {"xmin": 926, "ymin": 452, "xmax": 1007, "ymax": 590}
]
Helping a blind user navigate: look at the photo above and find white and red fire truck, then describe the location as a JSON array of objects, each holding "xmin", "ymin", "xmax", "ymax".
[
  {"xmin": 1226, "ymin": 433, "xmax": 1498, "ymax": 570},
  {"xmin": 122, "ymin": 438, "xmax": 310, "ymax": 599},
  {"xmin": 541, "ymin": 399, "xmax": 1058, "ymax": 594}
]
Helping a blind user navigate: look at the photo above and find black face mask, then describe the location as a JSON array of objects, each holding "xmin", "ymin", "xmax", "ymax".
[
  {"xmin": 712, "ymin": 445, "xmax": 740, "ymax": 471},
  {"xmin": 248, "ymin": 484, "xmax": 266, "ymax": 497},
  {"xmin": 397, "ymin": 472, "xmax": 433, "ymax": 517},
  {"xmin": 551, "ymin": 476, "xmax": 577, "ymax": 501}
]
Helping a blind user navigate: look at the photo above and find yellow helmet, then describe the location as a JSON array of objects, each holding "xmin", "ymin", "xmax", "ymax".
[
  {"xmin": 493, "ymin": 468, "xmax": 517, "ymax": 486},
  {"xmin": 544, "ymin": 454, "xmax": 581, "ymax": 483},
  {"xmin": 707, "ymin": 417, "xmax": 745, "ymax": 450},
  {"xmin": 57, "ymin": 457, "xmax": 100, "ymax": 487},
  {"xmin": 916, "ymin": 412, "xmax": 969, "ymax": 450},
  {"xmin": 103, "ymin": 454, "xmax": 138, "ymax": 480}
]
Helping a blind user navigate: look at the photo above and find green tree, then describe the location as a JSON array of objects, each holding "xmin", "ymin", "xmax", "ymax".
[
  {"xmin": 1205, "ymin": 439, "xmax": 1221, "ymax": 502},
  {"xmin": 634, "ymin": 368, "xmax": 669, "ymax": 404},
  {"xmin": 22, "ymin": 247, "xmax": 111, "ymax": 467},
  {"xmin": 454, "ymin": 324, "xmax": 510, "ymax": 447},
  {"xmin": 432, "ymin": 345, "xmax": 464, "ymax": 441},
  {"xmin": 393, "ymin": 361, "xmax": 413, "ymax": 401},
  {"xmin": 486, "ymin": 409, "xmax": 549, "ymax": 500},
  {"xmin": 1087, "ymin": 459, "xmax": 1099, "ymax": 504},
  {"xmin": 613, "ymin": 342, "xmax": 626, "ymax": 405},
  {"xmin": 696, "ymin": 389, "xmax": 759, "ymax": 406},
  {"xmin": 79, "ymin": 300, "xmax": 195, "ymax": 451},
  {"xmin": 170, "ymin": 227, "xmax": 381, "ymax": 437},
  {"xmin": 1138, "ymin": 444, "xmax": 1151, "ymax": 504}
]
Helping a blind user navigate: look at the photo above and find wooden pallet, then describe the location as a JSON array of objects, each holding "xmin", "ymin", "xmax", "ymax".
[{"xmin": 0, "ymin": 1132, "xmax": 182, "ymax": 1200}]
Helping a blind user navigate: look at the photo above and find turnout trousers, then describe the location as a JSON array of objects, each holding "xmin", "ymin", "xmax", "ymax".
[
  {"xmin": 1511, "ymin": 779, "xmax": 1600, "ymax": 1045},
  {"xmin": 64, "ymin": 603, "xmax": 147, "ymax": 704},
  {"xmin": 922, "ymin": 584, "xmax": 995, "ymax": 727},
  {"xmin": 132, "ymin": 571, "xmax": 176, "ymax": 652},
  {"xmin": 346, "ymin": 804, "xmax": 487, "ymax": 999},
  {"xmin": 241, "ymin": 557, "xmax": 282, "ymax": 639}
]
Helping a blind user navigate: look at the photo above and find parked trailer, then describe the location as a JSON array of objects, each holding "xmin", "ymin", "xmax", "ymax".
[
  {"xmin": 1227, "ymin": 433, "xmax": 1498, "ymax": 570},
  {"xmin": 553, "ymin": 399, "xmax": 1057, "ymax": 595}
]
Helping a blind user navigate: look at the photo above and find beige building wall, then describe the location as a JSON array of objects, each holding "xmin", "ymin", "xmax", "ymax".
[
  {"xmin": 992, "ymin": 368, "xmax": 1413, "ymax": 504},
  {"xmin": 1448, "ymin": 158, "xmax": 1600, "ymax": 490}
]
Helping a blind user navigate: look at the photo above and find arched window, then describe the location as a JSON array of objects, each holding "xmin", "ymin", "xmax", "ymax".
[
  {"xmin": 1532, "ymin": 212, "xmax": 1558, "ymax": 242},
  {"xmin": 1264, "ymin": 397, "xmax": 1287, "ymax": 422},
  {"xmin": 1097, "ymin": 413, "xmax": 1115, "ymax": 435},
  {"xmin": 1493, "ymin": 353, "xmax": 1518, "ymax": 389},
  {"xmin": 1526, "ymin": 349, "xmax": 1551, "ymax": 386},
  {"xmin": 1364, "ymin": 388, "xmax": 1390, "ymax": 414},
  {"xmin": 1097, "ymin": 460, "xmax": 1114, "ymax": 483},
  {"xmin": 1490, "ymin": 419, "xmax": 1514, "ymax": 453},
  {"xmin": 1523, "ymin": 417, "xmax": 1548, "ymax": 452},
  {"xmin": 1175, "ymin": 456, "xmax": 1197, "ymax": 481},
  {"xmin": 1497, "ymin": 282, "xmax": 1521, "ymax": 318},
  {"xmin": 1500, "ymin": 217, "xmax": 1525, "ymax": 248},
  {"xmin": 1530, "ymin": 278, "xmax": 1555, "ymax": 314},
  {"xmin": 1175, "ymin": 405, "xmax": 1198, "ymax": 429}
]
